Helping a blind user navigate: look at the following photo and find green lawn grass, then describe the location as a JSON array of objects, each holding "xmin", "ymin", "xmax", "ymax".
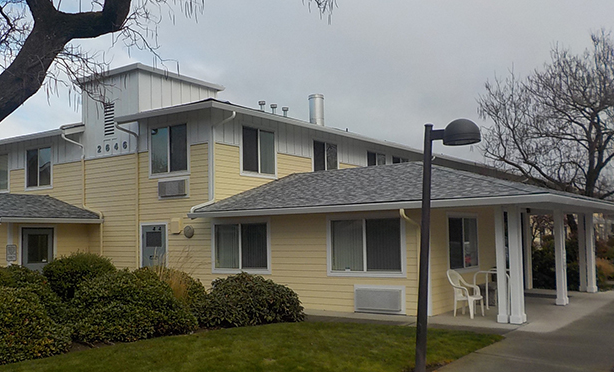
[{"xmin": 0, "ymin": 322, "xmax": 502, "ymax": 372}]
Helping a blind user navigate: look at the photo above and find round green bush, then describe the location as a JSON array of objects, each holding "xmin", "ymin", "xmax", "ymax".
[
  {"xmin": 43, "ymin": 252, "xmax": 116, "ymax": 301},
  {"xmin": 70, "ymin": 269, "xmax": 197, "ymax": 343},
  {"xmin": 0, "ymin": 288, "xmax": 71, "ymax": 365},
  {"xmin": 135, "ymin": 267, "xmax": 210, "ymax": 327},
  {"xmin": 201, "ymin": 272, "xmax": 304, "ymax": 328},
  {"xmin": 0, "ymin": 265, "xmax": 67, "ymax": 324}
]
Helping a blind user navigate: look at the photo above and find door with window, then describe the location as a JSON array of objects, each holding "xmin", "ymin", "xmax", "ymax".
[
  {"xmin": 22, "ymin": 228, "xmax": 53, "ymax": 271},
  {"xmin": 141, "ymin": 224, "xmax": 166, "ymax": 267}
]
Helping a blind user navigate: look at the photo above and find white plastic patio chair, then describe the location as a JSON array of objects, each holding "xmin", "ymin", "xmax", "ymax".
[{"xmin": 446, "ymin": 269, "xmax": 484, "ymax": 319}]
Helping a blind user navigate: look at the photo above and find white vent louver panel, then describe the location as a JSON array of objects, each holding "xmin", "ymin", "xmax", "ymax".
[
  {"xmin": 158, "ymin": 179, "xmax": 187, "ymax": 198},
  {"xmin": 354, "ymin": 286, "xmax": 404, "ymax": 314},
  {"xmin": 104, "ymin": 103, "xmax": 115, "ymax": 137}
]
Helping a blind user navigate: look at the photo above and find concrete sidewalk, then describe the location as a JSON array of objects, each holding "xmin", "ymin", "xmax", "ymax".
[{"xmin": 437, "ymin": 290, "xmax": 614, "ymax": 372}]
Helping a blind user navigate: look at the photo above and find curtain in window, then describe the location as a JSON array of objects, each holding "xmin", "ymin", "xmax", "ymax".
[
  {"xmin": 0, "ymin": 154, "xmax": 6, "ymax": 190},
  {"xmin": 38, "ymin": 147, "xmax": 51, "ymax": 186},
  {"xmin": 463, "ymin": 218, "xmax": 478, "ymax": 267},
  {"xmin": 170, "ymin": 124, "xmax": 187, "ymax": 172},
  {"xmin": 326, "ymin": 143, "xmax": 338, "ymax": 170},
  {"xmin": 448, "ymin": 217, "xmax": 464, "ymax": 269},
  {"xmin": 215, "ymin": 225, "xmax": 239, "ymax": 269},
  {"xmin": 242, "ymin": 127, "xmax": 259, "ymax": 172},
  {"xmin": 331, "ymin": 220, "xmax": 363, "ymax": 271},
  {"xmin": 26, "ymin": 149, "xmax": 38, "ymax": 187},
  {"xmin": 313, "ymin": 141, "xmax": 325, "ymax": 171},
  {"xmin": 366, "ymin": 218, "xmax": 401, "ymax": 271},
  {"xmin": 259, "ymin": 130, "xmax": 275, "ymax": 174},
  {"xmin": 241, "ymin": 223, "xmax": 267, "ymax": 269},
  {"xmin": 151, "ymin": 127, "xmax": 169, "ymax": 173}
]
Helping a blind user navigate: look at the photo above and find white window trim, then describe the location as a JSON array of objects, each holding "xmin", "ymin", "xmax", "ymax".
[
  {"xmin": 148, "ymin": 123, "xmax": 191, "ymax": 179},
  {"xmin": 211, "ymin": 217, "xmax": 272, "ymax": 275},
  {"xmin": 239, "ymin": 125, "xmax": 277, "ymax": 179},
  {"xmin": 447, "ymin": 212, "xmax": 480, "ymax": 273},
  {"xmin": 312, "ymin": 139, "xmax": 339, "ymax": 171},
  {"xmin": 327, "ymin": 213, "xmax": 406, "ymax": 278},
  {"xmin": 24, "ymin": 146, "xmax": 53, "ymax": 190},
  {"xmin": 19, "ymin": 226, "xmax": 56, "ymax": 266},
  {"xmin": 0, "ymin": 153, "xmax": 9, "ymax": 193},
  {"xmin": 366, "ymin": 150, "xmax": 387, "ymax": 166},
  {"xmin": 139, "ymin": 222, "xmax": 169, "ymax": 269}
]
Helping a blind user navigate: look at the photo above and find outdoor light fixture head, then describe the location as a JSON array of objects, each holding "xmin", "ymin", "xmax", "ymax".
[{"xmin": 443, "ymin": 118, "xmax": 481, "ymax": 146}]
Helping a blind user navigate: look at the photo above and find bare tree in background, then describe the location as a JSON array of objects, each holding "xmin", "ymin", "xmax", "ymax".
[
  {"xmin": 478, "ymin": 31, "xmax": 614, "ymax": 199},
  {"xmin": 0, "ymin": 0, "xmax": 335, "ymax": 123}
]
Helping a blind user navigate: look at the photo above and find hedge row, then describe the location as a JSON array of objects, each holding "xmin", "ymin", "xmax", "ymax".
[{"xmin": 0, "ymin": 252, "xmax": 305, "ymax": 365}]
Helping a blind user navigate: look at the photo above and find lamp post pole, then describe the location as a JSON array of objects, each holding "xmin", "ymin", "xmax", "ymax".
[
  {"xmin": 414, "ymin": 120, "xmax": 480, "ymax": 372},
  {"xmin": 415, "ymin": 124, "xmax": 443, "ymax": 372}
]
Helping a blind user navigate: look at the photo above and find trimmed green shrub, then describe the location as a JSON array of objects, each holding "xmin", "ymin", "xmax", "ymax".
[
  {"xmin": 135, "ymin": 267, "xmax": 210, "ymax": 327},
  {"xmin": 0, "ymin": 265, "xmax": 67, "ymax": 323},
  {"xmin": 201, "ymin": 272, "xmax": 304, "ymax": 328},
  {"xmin": 43, "ymin": 252, "xmax": 116, "ymax": 301},
  {"xmin": 0, "ymin": 288, "xmax": 71, "ymax": 365},
  {"xmin": 70, "ymin": 269, "xmax": 197, "ymax": 343}
]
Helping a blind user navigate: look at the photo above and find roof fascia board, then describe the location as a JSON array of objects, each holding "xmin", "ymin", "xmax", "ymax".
[
  {"xmin": 78, "ymin": 63, "xmax": 225, "ymax": 91},
  {"xmin": 188, "ymin": 193, "xmax": 614, "ymax": 219},
  {"xmin": 0, "ymin": 129, "xmax": 63, "ymax": 146},
  {"xmin": 0, "ymin": 217, "xmax": 103, "ymax": 224}
]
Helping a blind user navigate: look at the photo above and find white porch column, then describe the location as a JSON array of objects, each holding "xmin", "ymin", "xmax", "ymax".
[
  {"xmin": 6, "ymin": 222, "xmax": 13, "ymax": 266},
  {"xmin": 585, "ymin": 213, "xmax": 598, "ymax": 293},
  {"xmin": 522, "ymin": 212, "xmax": 533, "ymax": 290},
  {"xmin": 508, "ymin": 207, "xmax": 526, "ymax": 324},
  {"xmin": 553, "ymin": 209, "xmax": 569, "ymax": 305},
  {"xmin": 494, "ymin": 206, "xmax": 509, "ymax": 323},
  {"xmin": 578, "ymin": 214, "xmax": 587, "ymax": 292}
]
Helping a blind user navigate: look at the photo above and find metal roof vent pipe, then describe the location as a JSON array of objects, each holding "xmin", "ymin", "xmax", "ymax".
[
  {"xmin": 258, "ymin": 101, "xmax": 266, "ymax": 111},
  {"xmin": 270, "ymin": 103, "xmax": 277, "ymax": 114},
  {"xmin": 282, "ymin": 106, "xmax": 289, "ymax": 117},
  {"xmin": 309, "ymin": 94, "xmax": 324, "ymax": 126}
]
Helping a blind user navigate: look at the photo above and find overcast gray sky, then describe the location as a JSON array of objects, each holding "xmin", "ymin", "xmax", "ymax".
[{"xmin": 2, "ymin": 0, "xmax": 614, "ymax": 162}]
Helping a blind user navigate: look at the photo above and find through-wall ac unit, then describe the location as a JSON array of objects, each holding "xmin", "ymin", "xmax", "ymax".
[
  {"xmin": 354, "ymin": 285, "xmax": 405, "ymax": 314},
  {"xmin": 158, "ymin": 179, "xmax": 187, "ymax": 198}
]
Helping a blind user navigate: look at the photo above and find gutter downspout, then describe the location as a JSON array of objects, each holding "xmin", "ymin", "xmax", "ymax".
[
  {"xmin": 190, "ymin": 111, "xmax": 236, "ymax": 215},
  {"xmin": 60, "ymin": 129, "xmax": 104, "ymax": 255},
  {"xmin": 115, "ymin": 122, "xmax": 140, "ymax": 269}
]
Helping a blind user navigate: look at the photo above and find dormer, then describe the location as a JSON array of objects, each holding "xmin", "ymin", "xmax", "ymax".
[{"xmin": 78, "ymin": 63, "xmax": 224, "ymax": 159}]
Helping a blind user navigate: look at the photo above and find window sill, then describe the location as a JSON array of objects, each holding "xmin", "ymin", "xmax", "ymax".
[
  {"xmin": 25, "ymin": 185, "xmax": 52, "ymax": 191},
  {"xmin": 149, "ymin": 171, "xmax": 190, "ymax": 180},
  {"xmin": 213, "ymin": 268, "xmax": 271, "ymax": 275},
  {"xmin": 239, "ymin": 171, "xmax": 277, "ymax": 180},
  {"xmin": 328, "ymin": 271, "xmax": 406, "ymax": 278}
]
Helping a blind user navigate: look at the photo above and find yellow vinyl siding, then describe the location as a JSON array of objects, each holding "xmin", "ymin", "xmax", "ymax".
[
  {"xmin": 9, "ymin": 162, "xmax": 82, "ymax": 206},
  {"xmin": 214, "ymin": 143, "xmax": 312, "ymax": 201},
  {"xmin": 429, "ymin": 207, "xmax": 497, "ymax": 316},
  {"xmin": 339, "ymin": 163, "xmax": 358, "ymax": 169},
  {"xmin": 55, "ymin": 224, "xmax": 93, "ymax": 257},
  {"xmin": 84, "ymin": 154, "xmax": 138, "ymax": 269}
]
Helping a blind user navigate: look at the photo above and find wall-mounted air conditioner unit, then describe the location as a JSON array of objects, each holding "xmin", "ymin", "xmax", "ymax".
[{"xmin": 158, "ymin": 178, "xmax": 187, "ymax": 198}]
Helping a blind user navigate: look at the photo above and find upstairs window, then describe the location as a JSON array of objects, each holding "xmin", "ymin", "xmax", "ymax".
[
  {"xmin": 367, "ymin": 151, "xmax": 386, "ymax": 166},
  {"xmin": 0, "ymin": 154, "xmax": 7, "ymax": 191},
  {"xmin": 392, "ymin": 156, "xmax": 409, "ymax": 164},
  {"xmin": 313, "ymin": 141, "xmax": 338, "ymax": 171},
  {"xmin": 26, "ymin": 147, "xmax": 51, "ymax": 188},
  {"xmin": 242, "ymin": 126, "xmax": 275, "ymax": 175},
  {"xmin": 151, "ymin": 124, "xmax": 187, "ymax": 174},
  {"xmin": 448, "ymin": 216, "xmax": 479, "ymax": 270}
]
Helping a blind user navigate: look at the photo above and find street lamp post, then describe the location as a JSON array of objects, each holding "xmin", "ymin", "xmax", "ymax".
[{"xmin": 414, "ymin": 119, "xmax": 481, "ymax": 372}]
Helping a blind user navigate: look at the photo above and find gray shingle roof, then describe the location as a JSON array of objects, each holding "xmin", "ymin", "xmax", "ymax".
[
  {"xmin": 191, "ymin": 162, "xmax": 614, "ymax": 216},
  {"xmin": 0, "ymin": 194, "xmax": 101, "ymax": 220}
]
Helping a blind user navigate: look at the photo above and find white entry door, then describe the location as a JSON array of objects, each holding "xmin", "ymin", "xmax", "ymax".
[{"xmin": 141, "ymin": 224, "xmax": 166, "ymax": 267}]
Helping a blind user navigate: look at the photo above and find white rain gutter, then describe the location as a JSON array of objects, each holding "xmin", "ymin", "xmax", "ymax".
[{"xmin": 190, "ymin": 111, "xmax": 236, "ymax": 214}]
